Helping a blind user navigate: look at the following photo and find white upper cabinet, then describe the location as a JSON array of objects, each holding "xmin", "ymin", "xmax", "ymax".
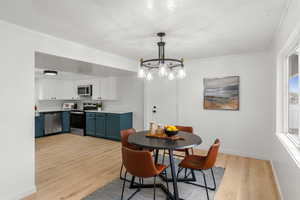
[
  {"xmin": 92, "ymin": 77, "xmax": 117, "ymax": 100},
  {"xmin": 38, "ymin": 79, "xmax": 62, "ymax": 100},
  {"xmin": 37, "ymin": 78, "xmax": 77, "ymax": 100},
  {"xmin": 101, "ymin": 77, "xmax": 117, "ymax": 100},
  {"xmin": 36, "ymin": 76, "xmax": 117, "ymax": 101},
  {"xmin": 91, "ymin": 79, "xmax": 101, "ymax": 100},
  {"xmin": 60, "ymin": 80, "xmax": 77, "ymax": 100}
]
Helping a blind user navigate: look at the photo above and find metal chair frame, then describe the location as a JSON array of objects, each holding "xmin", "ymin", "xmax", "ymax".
[
  {"xmin": 177, "ymin": 167, "xmax": 216, "ymax": 200},
  {"xmin": 121, "ymin": 168, "xmax": 169, "ymax": 200}
]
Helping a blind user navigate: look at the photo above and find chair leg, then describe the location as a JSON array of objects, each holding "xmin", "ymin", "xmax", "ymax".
[
  {"xmin": 162, "ymin": 149, "xmax": 166, "ymax": 165},
  {"xmin": 153, "ymin": 176, "xmax": 157, "ymax": 200},
  {"xmin": 211, "ymin": 168, "xmax": 216, "ymax": 190},
  {"xmin": 182, "ymin": 168, "xmax": 216, "ymax": 191},
  {"xmin": 201, "ymin": 170, "xmax": 210, "ymax": 200},
  {"xmin": 184, "ymin": 168, "xmax": 187, "ymax": 178},
  {"xmin": 177, "ymin": 167, "xmax": 183, "ymax": 178},
  {"xmin": 121, "ymin": 171, "xmax": 127, "ymax": 200},
  {"xmin": 163, "ymin": 169, "xmax": 169, "ymax": 192},
  {"xmin": 122, "ymin": 172, "xmax": 142, "ymax": 200},
  {"xmin": 119, "ymin": 164, "xmax": 123, "ymax": 180}
]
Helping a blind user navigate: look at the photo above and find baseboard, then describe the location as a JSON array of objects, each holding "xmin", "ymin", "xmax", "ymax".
[
  {"xmin": 7, "ymin": 185, "xmax": 36, "ymax": 200},
  {"xmin": 270, "ymin": 160, "xmax": 284, "ymax": 200},
  {"xmin": 194, "ymin": 145, "xmax": 269, "ymax": 160}
]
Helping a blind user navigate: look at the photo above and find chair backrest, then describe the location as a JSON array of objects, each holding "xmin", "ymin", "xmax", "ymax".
[
  {"xmin": 120, "ymin": 128, "xmax": 138, "ymax": 149},
  {"xmin": 122, "ymin": 146, "xmax": 159, "ymax": 178},
  {"xmin": 203, "ymin": 139, "xmax": 220, "ymax": 169},
  {"xmin": 175, "ymin": 125, "xmax": 193, "ymax": 134}
]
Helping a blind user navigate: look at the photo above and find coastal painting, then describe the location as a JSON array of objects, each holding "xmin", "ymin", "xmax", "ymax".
[{"xmin": 203, "ymin": 76, "xmax": 239, "ymax": 110}]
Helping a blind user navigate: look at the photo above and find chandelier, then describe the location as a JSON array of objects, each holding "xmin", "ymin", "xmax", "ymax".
[{"xmin": 138, "ymin": 32, "xmax": 186, "ymax": 81}]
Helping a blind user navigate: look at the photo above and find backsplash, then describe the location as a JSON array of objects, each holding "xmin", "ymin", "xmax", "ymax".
[
  {"xmin": 36, "ymin": 100, "xmax": 103, "ymax": 111},
  {"xmin": 37, "ymin": 100, "xmax": 65, "ymax": 111}
]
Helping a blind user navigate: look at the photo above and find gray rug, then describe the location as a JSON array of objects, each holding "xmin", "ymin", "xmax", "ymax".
[{"xmin": 84, "ymin": 157, "xmax": 225, "ymax": 200}]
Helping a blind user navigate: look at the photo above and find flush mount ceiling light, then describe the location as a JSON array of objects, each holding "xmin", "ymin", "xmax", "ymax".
[
  {"xmin": 138, "ymin": 32, "xmax": 186, "ymax": 81},
  {"xmin": 43, "ymin": 70, "xmax": 58, "ymax": 76}
]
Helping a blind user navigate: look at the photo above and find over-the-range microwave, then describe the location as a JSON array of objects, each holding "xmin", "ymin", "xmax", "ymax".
[{"xmin": 77, "ymin": 85, "xmax": 92, "ymax": 97}]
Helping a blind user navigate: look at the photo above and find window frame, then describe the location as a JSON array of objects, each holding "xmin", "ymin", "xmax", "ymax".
[
  {"xmin": 284, "ymin": 47, "xmax": 300, "ymax": 147},
  {"xmin": 276, "ymin": 23, "xmax": 300, "ymax": 168}
]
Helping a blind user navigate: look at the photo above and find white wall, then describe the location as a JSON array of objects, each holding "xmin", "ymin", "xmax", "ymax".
[
  {"xmin": 271, "ymin": 1, "xmax": 300, "ymax": 200},
  {"xmin": 0, "ymin": 19, "xmax": 136, "ymax": 199},
  {"xmin": 104, "ymin": 76, "xmax": 144, "ymax": 131},
  {"xmin": 0, "ymin": 21, "xmax": 36, "ymax": 200},
  {"xmin": 145, "ymin": 51, "xmax": 275, "ymax": 160}
]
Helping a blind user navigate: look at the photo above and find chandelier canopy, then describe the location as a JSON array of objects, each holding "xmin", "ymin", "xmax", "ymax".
[{"xmin": 138, "ymin": 32, "xmax": 186, "ymax": 80}]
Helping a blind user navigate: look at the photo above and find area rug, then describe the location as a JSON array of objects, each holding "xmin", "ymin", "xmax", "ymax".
[{"xmin": 84, "ymin": 157, "xmax": 225, "ymax": 200}]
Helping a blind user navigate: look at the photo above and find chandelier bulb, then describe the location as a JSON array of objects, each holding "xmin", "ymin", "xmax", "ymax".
[
  {"xmin": 168, "ymin": 71, "xmax": 175, "ymax": 80},
  {"xmin": 146, "ymin": 71, "xmax": 153, "ymax": 81},
  {"xmin": 137, "ymin": 67, "xmax": 145, "ymax": 78},
  {"xmin": 159, "ymin": 63, "xmax": 168, "ymax": 77},
  {"xmin": 177, "ymin": 68, "xmax": 186, "ymax": 79}
]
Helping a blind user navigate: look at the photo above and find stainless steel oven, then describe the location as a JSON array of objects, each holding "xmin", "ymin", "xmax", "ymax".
[
  {"xmin": 77, "ymin": 85, "xmax": 92, "ymax": 97},
  {"xmin": 70, "ymin": 110, "xmax": 85, "ymax": 135}
]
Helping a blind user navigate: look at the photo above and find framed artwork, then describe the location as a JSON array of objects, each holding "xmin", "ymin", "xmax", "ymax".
[{"xmin": 203, "ymin": 76, "xmax": 239, "ymax": 110}]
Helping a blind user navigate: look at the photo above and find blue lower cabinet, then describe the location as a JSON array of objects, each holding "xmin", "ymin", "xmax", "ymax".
[
  {"xmin": 106, "ymin": 114, "xmax": 121, "ymax": 140},
  {"xmin": 85, "ymin": 112, "xmax": 133, "ymax": 141},
  {"xmin": 62, "ymin": 111, "xmax": 70, "ymax": 133},
  {"xmin": 86, "ymin": 113, "xmax": 96, "ymax": 136},
  {"xmin": 35, "ymin": 114, "xmax": 44, "ymax": 138},
  {"xmin": 95, "ymin": 114, "xmax": 106, "ymax": 137}
]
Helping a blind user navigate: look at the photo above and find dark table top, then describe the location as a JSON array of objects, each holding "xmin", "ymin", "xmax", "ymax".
[{"xmin": 128, "ymin": 130, "xmax": 202, "ymax": 150}]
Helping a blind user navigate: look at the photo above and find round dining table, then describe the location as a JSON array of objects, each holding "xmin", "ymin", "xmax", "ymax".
[{"xmin": 128, "ymin": 130, "xmax": 202, "ymax": 200}]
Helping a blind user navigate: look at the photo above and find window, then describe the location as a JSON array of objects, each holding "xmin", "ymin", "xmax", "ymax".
[
  {"xmin": 286, "ymin": 52, "xmax": 300, "ymax": 145},
  {"xmin": 276, "ymin": 27, "xmax": 300, "ymax": 167}
]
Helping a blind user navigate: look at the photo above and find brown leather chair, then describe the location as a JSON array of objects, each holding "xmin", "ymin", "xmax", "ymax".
[
  {"xmin": 174, "ymin": 126, "xmax": 194, "ymax": 155},
  {"xmin": 120, "ymin": 128, "xmax": 139, "ymax": 180},
  {"xmin": 120, "ymin": 128, "xmax": 139, "ymax": 150},
  {"xmin": 121, "ymin": 146, "xmax": 169, "ymax": 200},
  {"xmin": 177, "ymin": 139, "xmax": 220, "ymax": 200},
  {"xmin": 162, "ymin": 126, "xmax": 194, "ymax": 164}
]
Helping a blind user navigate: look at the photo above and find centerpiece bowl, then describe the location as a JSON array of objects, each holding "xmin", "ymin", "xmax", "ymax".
[{"xmin": 164, "ymin": 129, "xmax": 179, "ymax": 137}]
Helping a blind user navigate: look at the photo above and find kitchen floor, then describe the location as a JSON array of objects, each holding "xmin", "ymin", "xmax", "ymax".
[{"xmin": 24, "ymin": 134, "xmax": 280, "ymax": 200}]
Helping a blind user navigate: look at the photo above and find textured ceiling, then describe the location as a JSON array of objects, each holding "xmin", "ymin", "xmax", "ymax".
[{"xmin": 0, "ymin": 0, "xmax": 287, "ymax": 60}]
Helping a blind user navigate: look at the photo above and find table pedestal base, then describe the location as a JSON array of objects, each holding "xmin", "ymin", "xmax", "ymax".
[{"xmin": 129, "ymin": 176, "xmax": 184, "ymax": 200}]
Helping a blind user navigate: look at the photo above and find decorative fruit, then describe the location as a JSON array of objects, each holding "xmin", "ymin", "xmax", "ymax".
[{"xmin": 164, "ymin": 125, "xmax": 178, "ymax": 132}]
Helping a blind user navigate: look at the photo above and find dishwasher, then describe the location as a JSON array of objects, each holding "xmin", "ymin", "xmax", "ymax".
[{"xmin": 44, "ymin": 112, "xmax": 62, "ymax": 135}]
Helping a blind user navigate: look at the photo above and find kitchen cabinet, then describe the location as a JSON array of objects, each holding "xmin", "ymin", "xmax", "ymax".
[
  {"xmin": 37, "ymin": 78, "xmax": 77, "ymax": 100},
  {"xmin": 101, "ymin": 77, "xmax": 117, "ymax": 100},
  {"xmin": 36, "ymin": 76, "xmax": 117, "ymax": 101},
  {"xmin": 86, "ymin": 113, "xmax": 96, "ymax": 136},
  {"xmin": 38, "ymin": 79, "xmax": 61, "ymax": 100},
  {"xmin": 105, "ymin": 114, "xmax": 121, "ymax": 140},
  {"xmin": 62, "ymin": 111, "xmax": 70, "ymax": 132},
  {"xmin": 85, "ymin": 112, "xmax": 132, "ymax": 141},
  {"xmin": 95, "ymin": 113, "xmax": 106, "ymax": 137},
  {"xmin": 35, "ymin": 114, "xmax": 44, "ymax": 138},
  {"xmin": 60, "ymin": 80, "xmax": 77, "ymax": 100},
  {"xmin": 92, "ymin": 77, "xmax": 117, "ymax": 100}
]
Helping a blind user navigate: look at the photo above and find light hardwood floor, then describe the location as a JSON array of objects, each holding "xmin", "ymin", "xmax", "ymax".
[{"xmin": 25, "ymin": 134, "xmax": 280, "ymax": 200}]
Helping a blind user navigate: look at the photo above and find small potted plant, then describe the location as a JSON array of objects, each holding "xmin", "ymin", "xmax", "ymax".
[{"xmin": 97, "ymin": 102, "xmax": 102, "ymax": 111}]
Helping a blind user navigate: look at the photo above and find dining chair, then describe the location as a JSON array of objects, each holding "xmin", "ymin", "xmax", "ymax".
[
  {"xmin": 162, "ymin": 125, "xmax": 194, "ymax": 165},
  {"xmin": 121, "ymin": 146, "xmax": 169, "ymax": 200},
  {"xmin": 120, "ymin": 128, "xmax": 139, "ymax": 180},
  {"xmin": 177, "ymin": 139, "xmax": 220, "ymax": 200}
]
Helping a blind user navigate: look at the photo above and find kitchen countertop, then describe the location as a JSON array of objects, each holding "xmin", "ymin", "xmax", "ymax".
[
  {"xmin": 37, "ymin": 109, "xmax": 132, "ymax": 114},
  {"xmin": 85, "ymin": 110, "xmax": 132, "ymax": 114},
  {"xmin": 37, "ymin": 109, "xmax": 70, "ymax": 113}
]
